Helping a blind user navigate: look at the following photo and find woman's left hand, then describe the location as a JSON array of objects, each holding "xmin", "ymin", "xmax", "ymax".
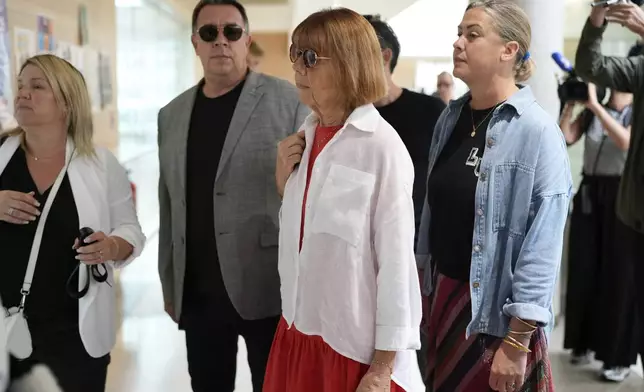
[
  {"xmin": 74, "ymin": 231, "xmax": 117, "ymax": 264},
  {"xmin": 489, "ymin": 342, "xmax": 528, "ymax": 392},
  {"xmin": 356, "ymin": 368, "xmax": 391, "ymax": 392}
]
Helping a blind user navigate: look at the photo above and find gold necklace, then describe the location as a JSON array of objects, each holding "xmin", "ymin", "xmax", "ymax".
[
  {"xmin": 470, "ymin": 103, "xmax": 501, "ymax": 138},
  {"xmin": 24, "ymin": 147, "xmax": 65, "ymax": 162}
]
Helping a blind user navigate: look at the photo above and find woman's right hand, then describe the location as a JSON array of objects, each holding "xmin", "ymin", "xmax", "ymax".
[
  {"xmin": 0, "ymin": 190, "xmax": 40, "ymax": 224},
  {"xmin": 276, "ymin": 130, "xmax": 306, "ymax": 197}
]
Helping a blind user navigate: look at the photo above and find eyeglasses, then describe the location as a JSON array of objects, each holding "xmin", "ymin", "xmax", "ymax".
[
  {"xmin": 289, "ymin": 45, "xmax": 330, "ymax": 68},
  {"xmin": 198, "ymin": 24, "xmax": 245, "ymax": 43}
]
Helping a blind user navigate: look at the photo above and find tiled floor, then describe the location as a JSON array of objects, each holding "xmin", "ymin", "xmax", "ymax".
[{"xmin": 107, "ymin": 150, "xmax": 644, "ymax": 392}]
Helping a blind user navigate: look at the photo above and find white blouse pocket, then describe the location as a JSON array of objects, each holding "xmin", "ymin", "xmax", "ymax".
[{"xmin": 310, "ymin": 164, "xmax": 376, "ymax": 247}]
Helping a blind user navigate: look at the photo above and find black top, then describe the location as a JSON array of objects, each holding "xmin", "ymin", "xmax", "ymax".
[
  {"xmin": 183, "ymin": 79, "xmax": 245, "ymax": 318},
  {"xmin": 0, "ymin": 148, "xmax": 85, "ymax": 356},
  {"xmin": 426, "ymin": 103, "xmax": 495, "ymax": 281},
  {"xmin": 376, "ymin": 89, "xmax": 445, "ymax": 245}
]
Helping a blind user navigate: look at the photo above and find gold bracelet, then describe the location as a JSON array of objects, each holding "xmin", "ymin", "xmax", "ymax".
[
  {"xmin": 507, "ymin": 328, "xmax": 535, "ymax": 336},
  {"xmin": 503, "ymin": 336, "xmax": 531, "ymax": 353},
  {"xmin": 515, "ymin": 318, "xmax": 537, "ymax": 330},
  {"xmin": 110, "ymin": 237, "xmax": 120, "ymax": 260},
  {"xmin": 502, "ymin": 338, "xmax": 529, "ymax": 353}
]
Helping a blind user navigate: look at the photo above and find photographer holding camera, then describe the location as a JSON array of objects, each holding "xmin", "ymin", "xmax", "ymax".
[
  {"xmin": 560, "ymin": 82, "xmax": 637, "ymax": 382},
  {"xmin": 576, "ymin": 0, "xmax": 644, "ymax": 361}
]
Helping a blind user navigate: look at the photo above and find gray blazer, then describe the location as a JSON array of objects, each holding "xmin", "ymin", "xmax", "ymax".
[{"xmin": 157, "ymin": 71, "xmax": 310, "ymax": 321}]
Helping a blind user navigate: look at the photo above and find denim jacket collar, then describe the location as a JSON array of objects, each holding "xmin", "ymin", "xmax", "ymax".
[{"xmin": 450, "ymin": 84, "xmax": 535, "ymax": 116}]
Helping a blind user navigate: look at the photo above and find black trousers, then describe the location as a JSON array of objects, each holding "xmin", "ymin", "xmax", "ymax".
[
  {"xmin": 564, "ymin": 176, "xmax": 639, "ymax": 367},
  {"xmin": 181, "ymin": 303, "xmax": 279, "ymax": 392},
  {"xmin": 628, "ymin": 223, "xmax": 644, "ymax": 359}
]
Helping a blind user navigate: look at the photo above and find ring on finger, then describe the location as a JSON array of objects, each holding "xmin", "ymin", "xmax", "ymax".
[{"xmin": 7, "ymin": 207, "xmax": 14, "ymax": 216}]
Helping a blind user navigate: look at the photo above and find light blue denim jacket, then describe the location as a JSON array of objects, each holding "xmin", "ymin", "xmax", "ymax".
[{"xmin": 416, "ymin": 86, "xmax": 572, "ymax": 339}]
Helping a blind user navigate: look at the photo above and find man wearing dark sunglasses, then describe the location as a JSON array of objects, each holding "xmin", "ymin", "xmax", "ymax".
[
  {"xmin": 364, "ymin": 14, "xmax": 446, "ymax": 387},
  {"xmin": 156, "ymin": 1, "xmax": 310, "ymax": 391}
]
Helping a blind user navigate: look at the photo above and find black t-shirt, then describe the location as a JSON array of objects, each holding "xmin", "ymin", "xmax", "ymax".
[
  {"xmin": 376, "ymin": 89, "xmax": 445, "ymax": 245},
  {"xmin": 183, "ymin": 79, "xmax": 245, "ymax": 319},
  {"xmin": 426, "ymin": 102, "xmax": 496, "ymax": 281},
  {"xmin": 0, "ymin": 148, "xmax": 88, "ymax": 357}
]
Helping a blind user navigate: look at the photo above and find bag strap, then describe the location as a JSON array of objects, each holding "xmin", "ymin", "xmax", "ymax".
[{"xmin": 18, "ymin": 148, "xmax": 76, "ymax": 309}]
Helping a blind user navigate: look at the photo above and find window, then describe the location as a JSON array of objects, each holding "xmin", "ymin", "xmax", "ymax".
[{"xmin": 116, "ymin": 0, "xmax": 194, "ymax": 161}]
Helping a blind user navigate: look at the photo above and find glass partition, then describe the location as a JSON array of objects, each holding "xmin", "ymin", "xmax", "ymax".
[{"xmin": 116, "ymin": 0, "xmax": 194, "ymax": 161}]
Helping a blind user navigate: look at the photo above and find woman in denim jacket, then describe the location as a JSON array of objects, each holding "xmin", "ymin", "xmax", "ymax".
[{"xmin": 416, "ymin": 1, "xmax": 572, "ymax": 391}]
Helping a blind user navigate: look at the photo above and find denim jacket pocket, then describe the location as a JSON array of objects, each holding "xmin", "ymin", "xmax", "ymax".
[
  {"xmin": 493, "ymin": 162, "xmax": 535, "ymax": 235},
  {"xmin": 310, "ymin": 164, "xmax": 376, "ymax": 247}
]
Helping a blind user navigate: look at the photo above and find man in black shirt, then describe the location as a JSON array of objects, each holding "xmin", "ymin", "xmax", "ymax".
[
  {"xmin": 157, "ymin": 1, "xmax": 309, "ymax": 391},
  {"xmin": 364, "ymin": 14, "xmax": 446, "ymax": 384},
  {"xmin": 365, "ymin": 15, "xmax": 446, "ymax": 246}
]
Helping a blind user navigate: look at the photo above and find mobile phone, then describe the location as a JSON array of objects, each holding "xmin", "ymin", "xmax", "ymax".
[{"xmin": 591, "ymin": 0, "xmax": 625, "ymax": 7}]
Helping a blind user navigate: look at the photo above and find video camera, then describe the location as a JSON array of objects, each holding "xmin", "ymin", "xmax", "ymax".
[{"xmin": 552, "ymin": 52, "xmax": 606, "ymax": 112}]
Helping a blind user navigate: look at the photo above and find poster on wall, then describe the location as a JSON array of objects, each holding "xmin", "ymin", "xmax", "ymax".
[
  {"xmin": 0, "ymin": 0, "xmax": 15, "ymax": 130},
  {"xmin": 0, "ymin": 0, "xmax": 10, "ymax": 100},
  {"xmin": 14, "ymin": 28, "xmax": 36, "ymax": 70},
  {"xmin": 70, "ymin": 45, "xmax": 84, "ymax": 72},
  {"xmin": 98, "ymin": 53, "xmax": 112, "ymax": 109},
  {"xmin": 78, "ymin": 5, "xmax": 89, "ymax": 45},
  {"xmin": 37, "ymin": 15, "xmax": 55, "ymax": 53},
  {"xmin": 83, "ymin": 48, "xmax": 100, "ymax": 112},
  {"xmin": 55, "ymin": 41, "xmax": 72, "ymax": 63}
]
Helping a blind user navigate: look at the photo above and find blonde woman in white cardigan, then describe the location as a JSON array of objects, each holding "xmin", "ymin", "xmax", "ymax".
[{"xmin": 0, "ymin": 54, "xmax": 145, "ymax": 392}]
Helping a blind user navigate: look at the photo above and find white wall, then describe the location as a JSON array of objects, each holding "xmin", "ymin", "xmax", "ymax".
[{"xmin": 389, "ymin": 0, "xmax": 468, "ymax": 58}]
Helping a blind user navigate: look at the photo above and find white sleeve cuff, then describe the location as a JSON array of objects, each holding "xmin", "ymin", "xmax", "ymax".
[
  {"xmin": 375, "ymin": 325, "xmax": 420, "ymax": 352},
  {"xmin": 109, "ymin": 227, "xmax": 145, "ymax": 269}
]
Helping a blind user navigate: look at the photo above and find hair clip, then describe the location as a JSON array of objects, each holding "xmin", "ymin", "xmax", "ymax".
[{"xmin": 522, "ymin": 51, "xmax": 531, "ymax": 62}]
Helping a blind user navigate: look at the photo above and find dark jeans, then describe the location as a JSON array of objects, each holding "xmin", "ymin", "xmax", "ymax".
[{"xmin": 181, "ymin": 304, "xmax": 279, "ymax": 392}]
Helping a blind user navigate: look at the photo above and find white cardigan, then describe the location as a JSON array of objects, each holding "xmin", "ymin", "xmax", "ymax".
[{"xmin": 0, "ymin": 135, "xmax": 146, "ymax": 358}]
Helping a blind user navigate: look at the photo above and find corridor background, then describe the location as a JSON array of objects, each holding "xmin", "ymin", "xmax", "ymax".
[{"xmin": 3, "ymin": 0, "xmax": 644, "ymax": 390}]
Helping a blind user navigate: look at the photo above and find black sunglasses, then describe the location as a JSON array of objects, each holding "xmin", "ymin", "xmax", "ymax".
[
  {"xmin": 198, "ymin": 24, "xmax": 245, "ymax": 43},
  {"xmin": 289, "ymin": 44, "xmax": 330, "ymax": 68}
]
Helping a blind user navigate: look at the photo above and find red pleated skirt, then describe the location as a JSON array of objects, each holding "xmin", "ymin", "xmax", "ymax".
[{"xmin": 263, "ymin": 317, "xmax": 405, "ymax": 392}]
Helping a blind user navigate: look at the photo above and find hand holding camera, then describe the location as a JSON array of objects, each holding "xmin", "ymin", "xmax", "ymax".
[
  {"xmin": 591, "ymin": 0, "xmax": 644, "ymax": 36},
  {"xmin": 582, "ymin": 83, "xmax": 601, "ymax": 110},
  {"xmin": 73, "ymin": 228, "xmax": 118, "ymax": 265}
]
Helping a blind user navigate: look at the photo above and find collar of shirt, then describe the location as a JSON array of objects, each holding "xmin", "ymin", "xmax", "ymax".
[{"xmin": 301, "ymin": 104, "xmax": 380, "ymax": 140}]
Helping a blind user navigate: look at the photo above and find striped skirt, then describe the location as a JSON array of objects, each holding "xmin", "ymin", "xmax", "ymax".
[{"xmin": 423, "ymin": 272, "xmax": 554, "ymax": 392}]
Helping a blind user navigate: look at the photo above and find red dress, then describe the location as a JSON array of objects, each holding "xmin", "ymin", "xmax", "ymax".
[{"xmin": 263, "ymin": 124, "xmax": 405, "ymax": 392}]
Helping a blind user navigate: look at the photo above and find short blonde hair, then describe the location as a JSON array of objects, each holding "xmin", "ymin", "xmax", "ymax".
[
  {"xmin": 468, "ymin": 0, "xmax": 534, "ymax": 82},
  {"xmin": 292, "ymin": 7, "xmax": 387, "ymax": 111},
  {"xmin": 7, "ymin": 54, "xmax": 94, "ymax": 156}
]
